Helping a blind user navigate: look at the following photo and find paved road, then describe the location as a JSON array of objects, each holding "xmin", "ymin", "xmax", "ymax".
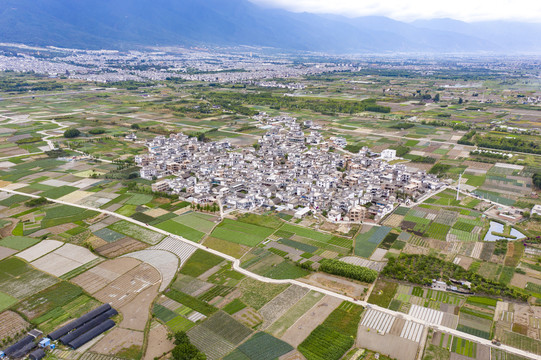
[{"xmin": 0, "ymin": 188, "xmax": 539, "ymax": 359}]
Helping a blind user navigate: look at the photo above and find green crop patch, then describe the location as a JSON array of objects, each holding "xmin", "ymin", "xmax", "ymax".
[
  {"xmin": 280, "ymin": 223, "xmax": 333, "ymax": 243},
  {"xmin": 263, "ymin": 261, "xmax": 310, "ymax": 279},
  {"xmin": 173, "ymin": 212, "xmax": 216, "ymax": 233},
  {"xmin": 125, "ymin": 193, "xmax": 154, "ymax": 205},
  {"xmin": 236, "ymin": 213, "xmax": 283, "ymax": 229},
  {"xmin": 451, "ymin": 337, "xmax": 477, "ymax": 358},
  {"xmin": 166, "ymin": 315, "xmax": 195, "ymax": 332},
  {"xmin": 15, "ymin": 281, "xmax": 83, "ymax": 320},
  {"xmin": 180, "ymin": 249, "xmax": 224, "ymax": 277},
  {"xmin": 210, "ymin": 219, "xmax": 275, "ymax": 246},
  {"xmin": 32, "ymin": 295, "xmax": 100, "ymax": 334},
  {"xmin": 223, "ymin": 299, "xmax": 247, "ymax": 315},
  {"xmin": 355, "ymin": 226, "xmax": 391, "ymax": 257},
  {"xmin": 278, "ymin": 238, "xmax": 317, "ymax": 253},
  {"xmin": 0, "ymin": 194, "xmax": 31, "ymax": 207},
  {"xmin": 155, "ymin": 219, "xmax": 205, "ymax": 242},
  {"xmin": 238, "ymin": 278, "xmax": 289, "ymax": 310},
  {"xmin": 0, "ymin": 291, "xmax": 17, "ymax": 311},
  {"xmin": 226, "ymin": 332, "xmax": 293, "ymax": 360},
  {"xmin": 0, "ymin": 257, "xmax": 58, "ymax": 299},
  {"xmin": 166, "ymin": 289, "xmax": 217, "ymax": 316},
  {"xmin": 299, "ymin": 326, "xmax": 354, "ymax": 360},
  {"xmin": 0, "ymin": 236, "xmax": 40, "ymax": 250},
  {"xmin": 153, "ymin": 303, "xmax": 180, "ymax": 323},
  {"xmin": 40, "ymin": 185, "xmax": 78, "ymax": 199}
]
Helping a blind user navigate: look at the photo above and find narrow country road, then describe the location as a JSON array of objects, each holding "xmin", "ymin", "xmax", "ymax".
[{"xmin": 0, "ymin": 187, "xmax": 538, "ymax": 360}]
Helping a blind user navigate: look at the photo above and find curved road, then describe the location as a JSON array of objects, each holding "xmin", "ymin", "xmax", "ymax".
[{"xmin": 0, "ymin": 187, "xmax": 538, "ymax": 360}]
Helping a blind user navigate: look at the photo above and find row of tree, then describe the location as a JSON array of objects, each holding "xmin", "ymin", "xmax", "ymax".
[{"xmin": 319, "ymin": 259, "xmax": 378, "ymax": 283}]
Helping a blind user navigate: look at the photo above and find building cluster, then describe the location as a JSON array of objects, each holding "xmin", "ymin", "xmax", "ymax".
[{"xmin": 137, "ymin": 118, "xmax": 444, "ymax": 222}]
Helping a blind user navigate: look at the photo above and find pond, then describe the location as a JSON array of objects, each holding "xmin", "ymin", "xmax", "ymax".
[{"xmin": 483, "ymin": 221, "xmax": 527, "ymax": 241}]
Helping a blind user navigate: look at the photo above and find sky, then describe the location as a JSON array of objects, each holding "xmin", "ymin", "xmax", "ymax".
[{"xmin": 249, "ymin": 0, "xmax": 541, "ymax": 22}]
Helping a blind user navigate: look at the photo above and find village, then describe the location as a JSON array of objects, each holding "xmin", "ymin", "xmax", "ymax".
[{"xmin": 137, "ymin": 116, "xmax": 446, "ymax": 223}]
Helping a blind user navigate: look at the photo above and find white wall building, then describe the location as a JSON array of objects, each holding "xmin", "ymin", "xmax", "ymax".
[{"xmin": 381, "ymin": 149, "xmax": 397, "ymax": 160}]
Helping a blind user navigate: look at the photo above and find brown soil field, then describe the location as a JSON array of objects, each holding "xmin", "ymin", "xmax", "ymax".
[
  {"xmin": 72, "ymin": 257, "xmax": 141, "ymax": 294},
  {"xmin": 280, "ymin": 295, "xmax": 342, "ymax": 347},
  {"xmin": 0, "ymin": 311, "xmax": 30, "ymax": 341},
  {"xmin": 93, "ymin": 263, "xmax": 160, "ymax": 308},
  {"xmin": 301, "ymin": 273, "xmax": 364, "ymax": 298},
  {"xmin": 143, "ymin": 323, "xmax": 175, "ymax": 360},
  {"xmin": 95, "ymin": 237, "xmax": 147, "ymax": 258},
  {"xmin": 91, "ymin": 327, "xmax": 144, "ymax": 356},
  {"xmin": 42, "ymin": 223, "xmax": 78, "ymax": 235},
  {"xmin": 0, "ymin": 246, "xmax": 17, "ymax": 260},
  {"xmin": 356, "ymin": 326, "xmax": 420, "ymax": 360},
  {"xmin": 118, "ymin": 283, "xmax": 160, "ymax": 331}
]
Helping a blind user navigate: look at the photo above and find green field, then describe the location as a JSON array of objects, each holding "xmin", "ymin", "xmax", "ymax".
[
  {"xmin": 210, "ymin": 219, "xmax": 275, "ymax": 246},
  {"xmin": 280, "ymin": 223, "xmax": 332, "ymax": 243},
  {"xmin": 40, "ymin": 185, "xmax": 78, "ymax": 199},
  {"xmin": 225, "ymin": 332, "xmax": 293, "ymax": 360},
  {"xmin": 180, "ymin": 249, "xmax": 224, "ymax": 277},
  {"xmin": 0, "ymin": 236, "xmax": 40, "ymax": 250},
  {"xmin": 355, "ymin": 226, "xmax": 391, "ymax": 257},
  {"xmin": 0, "ymin": 258, "xmax": 58, "ymax": 299},
  {"xmin": 223, "ymin": 299, "xmax": 247, "ymax": 315},
  {"xmin": 263, "ymin": 261, "xmax": 310, "ymax": 279},
  {"xmin": 425, "ymin": 222, "xmax": 450, "ymax": 241},
  {"xmin": 125, "ymin": 193, "xmax": 154, "ymax": 205},
  {"xmin": 451, "ymin": 337, "xmax": 477, "ymax": 358},
  {"xmin": 173, "ymin": 212, "xmax": 216, "ymax": 233},
  {"xmin": 155, "ymin": 219, "xmax": 205, "ymax": 242},
  {"xmin": 0, "ymin": 291, "xmax": 17, "ymax": 311},
  {"xmin": 16, "ymin": 281, "xmax": 83, "ymax": 320},
  {"xmin": 166, "ymin": 315, "xmax": 196, "ymax": 332},
  {"xmin": 238, "ymin": 278, "xmax": 289, "ymax": 310}
]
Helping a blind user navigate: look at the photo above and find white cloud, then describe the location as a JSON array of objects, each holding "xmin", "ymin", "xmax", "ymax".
[{"xmin": 249, "ymin": 0, "xmax": 541, "ymax": 22}]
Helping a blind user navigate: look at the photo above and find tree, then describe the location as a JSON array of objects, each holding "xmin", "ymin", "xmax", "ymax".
[
  {"xmin": 458, "ymin": 97, "xmax": 463, "ymax": 104},
  {"xmin": 131, "ymin": 123, "xmax": 140, "ymax": 130},
  {"xmin": 64, "ymin": 128, "xmax": 81, "ymax": 138},
  {"xmin": 169, "ymin": 331, "xmax": 206, "ymax": 360},
  {"xmin": 533, "ymin": 173, "xmax": 541, "ymax": 189},
  {"xmin": 433, "ymin": 93, "xmax": 440, "ymax": 102}
]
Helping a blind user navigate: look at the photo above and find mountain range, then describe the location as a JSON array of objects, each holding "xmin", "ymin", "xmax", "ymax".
[{"xmin": 1, "ymin": 0, "xmax": 540, "ymax": 53}]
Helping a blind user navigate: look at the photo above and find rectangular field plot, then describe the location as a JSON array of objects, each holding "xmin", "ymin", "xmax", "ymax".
[
  {"xmin": 173, "ymin": 212, "xmax": 217, "ymax": 233},
  {"xmin": 0, "ymin": 257, "xmax": 58, "ymax": 299},
  {"xmin": 188, "ymin": 311, "xmax": 253, "ymax": 360},
  {"xmin": 451, "ymin": 337, "xmax": 477, "ymax": 358},
  {"xmin": 259, "ymin": 285, "xmax": 309, "ymax": 329},
  {"xmin": 108, "ymin": 220, "xmax": 165, "ymax": 245},
  {"xmin": 16, "ymin": 240, "xmax": 64, "ymax": 262},
  {"xmin": 279, "ymin": 223, "xmax": 333, "ymax": 243},
  {"xmin": 0, "ymin": 291, "xmax": 17, "ymax": 311},
  {"xmin": 355, "ymin": 226, "xmax": 391, "ymax": 258},
  {"xmin": 155, "ymin": 219, "xmax": 205, "ymax": 242},
  {"xmin": 408, "ymin": 304, "xmax": 443, "ymax": 325},
  {"xmin": 266, "ymin": 291, "xmax": 324, "ymax": 338},
  {"xmin": 225, "ymin": 332, "xmax": 293, "ymax": 360},
  {"xmin": 360, "ymin": 309, "xmax": 396, "ymax": 335},
  {"xmin": 400, "ymin": 320, "xmax": 424, "ymax": 342},
  {"xmin": 210, "ymin": 219, "xmax": 275, "ymax": 246},
  {"xmin": 0, "ymin": 236, "xmax": 40, "ymax": 250},
  {"xmin": 31, "ymin": 243, "xmax": 99, "ymax": 277}
]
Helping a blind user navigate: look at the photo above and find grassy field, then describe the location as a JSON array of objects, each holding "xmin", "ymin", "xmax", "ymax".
[
  {"xmin": 166, "ymin": 289, "xmax": 217, "ymax": 316},
  {"xmin": 368, "ymin": 279, "xmax": 398, "ymax": 307},
  {"xmin": 238, "ymin": 278, "xmax": 289, "ymax": 310},
  {"xmin": 425, "ymin": 222, "xmax": 451, "ymax": 241},
  {"xmin": 237, "ymin": 213, "xmax": 283, "ymax": 229},
  {"xmin": 223, "ymin": 299, "xmax": 247, "ymax": 315},
  {"xmin": 155, "ymin": 219, "xmax": 205, "ymax": 242},
  {"xmin": 0, "ymin": 236, "xmax": 40, "ymax": 250},
  {"xmin": 173, "ymin": 212, "xmax": 216, "ymax": 233},
  {"xmin": 0, "ymin": 291, "xmax": 17, "ymax": 311},
  {"xmin": 280, "ymin": 223, "xmax": 333, "ymax": 243},
  {"xmin": 180, "ymin": 249, "xmax": 224, "ymax": 277},
  {"xmin": 40, "ymin": 185, "xmax": 78, "ymax": 199},
  {"xmin": 263, "ymin": 261, "xmax": 310, "ymax": 280},
  {"xmin": 204, "ymin": 236, "xmax": 248, "ymax": 258},
  {"xmin": 125, "ymin": 193, "xmax": 153, "ymax": 205},
  {"xmin": 211, "ymin": 219, "xmax": 275, "ymax": 246}
]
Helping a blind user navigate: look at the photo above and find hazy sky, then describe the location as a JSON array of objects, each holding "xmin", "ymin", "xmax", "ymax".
[{"xmin": 249, "ymin": 0, "xmax": 541, "ymax": 22}]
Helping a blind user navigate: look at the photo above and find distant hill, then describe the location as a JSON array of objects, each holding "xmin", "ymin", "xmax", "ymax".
[{"xmin": 0, "ymin": 0, "xmax": 540, "ymax": 53}]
